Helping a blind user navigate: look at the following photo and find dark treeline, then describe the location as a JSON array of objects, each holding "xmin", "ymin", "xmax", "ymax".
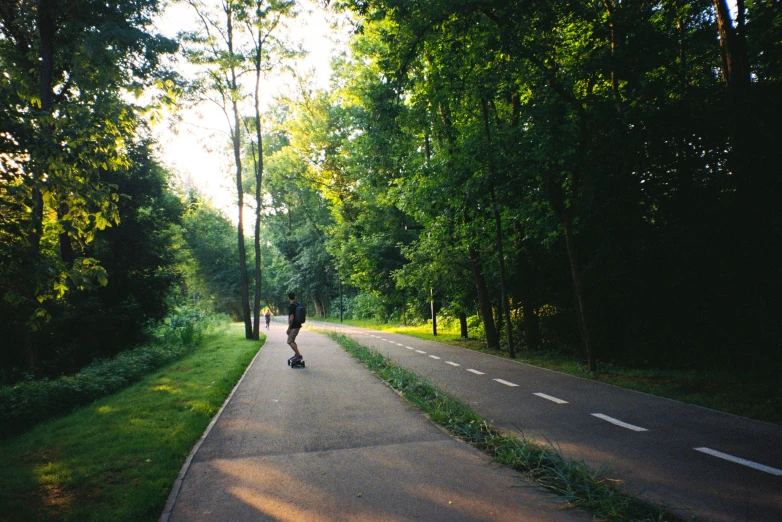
[{"xmin": 261, "ymin": 0, "xmax": 782, "ymax": 373}]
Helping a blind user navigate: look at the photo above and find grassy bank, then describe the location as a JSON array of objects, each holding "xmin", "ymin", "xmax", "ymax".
[
  {"xmin": 0, "ymin": 323, "xmax": 262, "ymax": 522},
  {"xmin": 327, "ymin": 332, "xmax": 681, "ymax": 521},
  {"xmin": 315, "ymin": 318, "xmax": 780, "ymax": 424}
]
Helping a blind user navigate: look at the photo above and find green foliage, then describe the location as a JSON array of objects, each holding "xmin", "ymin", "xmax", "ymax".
[
  {"xmin": 272, "ymin": 0, "xmax": 782, "ymax": 374},
  {"xmin": 1, "ymin": 146, "xmax": 188, "ymax": 378},
  {"xmin": 180, "ymin": 193, "xmax": 245, "ymax": 319},
  {"xmin": 0, "ymin": 307, "xmax": 227, "ymax": 439}
]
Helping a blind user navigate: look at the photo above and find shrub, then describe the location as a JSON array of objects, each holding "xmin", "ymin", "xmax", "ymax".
[
  {"xmin": 0, "ymin": 307, "xmax": 227, "ymax": 439},
  {"xmin": 328, "ymin": 296, "xmax": 355, "ymax": 320},
  {"xmin": 352, "ymin": 292, "xmax": 388, "ymax": 322}
]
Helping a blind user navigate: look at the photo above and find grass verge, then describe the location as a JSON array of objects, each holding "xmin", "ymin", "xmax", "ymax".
[
  {"xmin": 327, "ymin": 331, "xmax": 684, "ymax": 522},
  {"xmin": 315, "ymin": 318, "xmax": 780, "ymax": 424},
  {"xmin": 0, "ymin": 323, "xmax": 262, "ymax": 522}
]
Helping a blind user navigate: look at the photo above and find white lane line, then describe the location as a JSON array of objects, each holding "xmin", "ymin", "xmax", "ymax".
[
  {"xmin": 534, "ymin": 392, "xmax": 568, "ymax": 404},
  {"xmin": 394, "ymin": 342, "xmax": 404, "ymax": 346},
  {"xmin": 429, "ymin": 355, "xmax": 441, "ymax": 360},
  {"xmin": 694, "ymin": 447, "xmax": 782, "ymax": 476},
  {"xmin": 591, "ymin": 413, "xmax": 648, "ymax": 432},
  {"xmin": 445, "ymin": 361, "xmax": 460, "ymax": 367},
  {"xmin": 415, "ymin": 350, "xmax": 426, "ymax": 354},
  {"xmin": 466, "ymin": 369, "xmax": 485, "ymax": 375},
  {"xmin": 493, "ymin": 379, "xmax": 519, "ymax": 387},
  {"xmin": 405, "ymin": 347, "xmax": 414, "ymax": 350},
  {"xmin": 380, "ymin": 338, "xmax": 389, "ymax": 341}
]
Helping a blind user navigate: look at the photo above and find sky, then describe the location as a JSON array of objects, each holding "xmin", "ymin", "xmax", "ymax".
[{"xmin": 151, "ymin": 0, "xmax": 351, "ymax": 214}]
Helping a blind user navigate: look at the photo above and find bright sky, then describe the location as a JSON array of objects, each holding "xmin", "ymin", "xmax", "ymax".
[{"xmin": 151, "ymin": 0, "xmax": 351, "ymax": 214}]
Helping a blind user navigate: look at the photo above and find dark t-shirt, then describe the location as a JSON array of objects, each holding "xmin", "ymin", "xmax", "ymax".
[{"xmin": 288, "ymin": 301, "xmax": 302, "ymax": 329}]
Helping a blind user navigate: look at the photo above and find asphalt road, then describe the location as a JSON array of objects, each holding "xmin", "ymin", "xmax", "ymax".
[
  {"xmin": 310, "ymin": 321, "xmax": 782, "ymax": 522},
  {"xmin": 161, "ymin": 326, "xmax": 590, "ymax": 521}
]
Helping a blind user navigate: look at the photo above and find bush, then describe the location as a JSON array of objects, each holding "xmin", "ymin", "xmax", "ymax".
[
  {"xmin": 328, "ymin": 295, "xmax": 355, "ymax": 320},
  {"xmin": 0, "ymin": 307, "xmax": 227, "ymax": 439},
  {"xmin": 352, "ymin": 292, "xmax": 389, "ymax": 322}
]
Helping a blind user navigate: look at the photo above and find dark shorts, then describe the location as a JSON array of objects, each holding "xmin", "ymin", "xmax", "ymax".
[{"xmin": 287, "ymin": 328, "xmax": 300, "ymax": 344}]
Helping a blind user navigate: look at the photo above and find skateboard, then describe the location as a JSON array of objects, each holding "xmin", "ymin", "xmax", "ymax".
[{"xmin": 288, "ymin": 357, "xmax": 305, "ymax": 368}]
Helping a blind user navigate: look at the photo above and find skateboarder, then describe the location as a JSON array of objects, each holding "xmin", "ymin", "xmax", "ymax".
[{"xmin": 286, "ymin": 292, "xmax": 303, "ymax": 363}]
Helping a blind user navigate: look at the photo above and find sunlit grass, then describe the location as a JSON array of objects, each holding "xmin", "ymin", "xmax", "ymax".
[
  {"xmin": 0, "ymin": 323, "xmax": 262, "ymax": 522},
  {"xmin": 316, "ymin": 317, "xmax": 780, "ymax": 424}
]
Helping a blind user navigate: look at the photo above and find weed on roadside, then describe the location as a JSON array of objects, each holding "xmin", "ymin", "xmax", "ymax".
[{"xmin": 328, "ymin": 332, "xmax": 685, "ymax": 522}]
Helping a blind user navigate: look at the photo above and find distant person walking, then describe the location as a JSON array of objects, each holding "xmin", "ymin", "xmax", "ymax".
[
  {"xmin": 264, "ymin": 308, "xmax": 271, "ymax": 330},
  {"xmin": 286, "ymin": 292, "xmax": 303, "ymax": 363}
]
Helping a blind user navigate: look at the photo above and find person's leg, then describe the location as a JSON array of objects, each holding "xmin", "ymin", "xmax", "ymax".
[{"xmin": 287, "ymin": 328, "xmax": 302, "ymax": 357}]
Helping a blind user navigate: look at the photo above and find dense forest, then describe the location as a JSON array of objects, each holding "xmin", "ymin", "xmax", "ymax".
[
  {"xmin": 1, "ymin": 0, "xmax": 780, "ymax": 384},
  {"xmin": 263, "ymin": 0, "xmax": 782, "ymax": 373}
]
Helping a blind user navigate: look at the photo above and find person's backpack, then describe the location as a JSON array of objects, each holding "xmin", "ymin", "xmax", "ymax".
[{"xmin": 295, "ymin": 302, "xmax": 306, "ymax": 324}]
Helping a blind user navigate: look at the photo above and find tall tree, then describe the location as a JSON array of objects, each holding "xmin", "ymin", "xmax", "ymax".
[
  {"xmin": 183, "ymin": 0, "xmax": 254, "ymax": 338},
  {"xmin": 241, "ymin": 0, "xmax": 297, "ymax": 339},
  {"xmin": 0, "ymin": 0, "xmax": 176, "ymax": 372}
]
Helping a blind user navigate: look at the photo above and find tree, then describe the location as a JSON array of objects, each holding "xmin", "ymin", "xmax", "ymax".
[
  {"xmin": 181, "ymin": 0, "xmax": 297, "ymax": 339},
  {"xmin": 0, "ymin": 0, "xmax": 177, "ymax": 372},
  {"xmin": 241, "ymin": 0, "xmax": 298, "ymax": 338}
]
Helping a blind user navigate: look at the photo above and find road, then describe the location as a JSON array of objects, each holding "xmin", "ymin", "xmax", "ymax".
[
  {"xmin": 162, "ymin": 326, "xmax": 590, "ymax": 521},
  {"xmin": 310, "ymin": 320, "xmax": 782, "ymax": 522}
]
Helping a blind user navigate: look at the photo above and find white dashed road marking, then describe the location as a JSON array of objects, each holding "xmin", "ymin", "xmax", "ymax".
[
  {"xmin": 405, "ymin": 346, "xmax": 415, "ymax": 350},
  {"xmin": 429, "ymin": 355, "xmax": 441, "ymax": 360},
  {"xmin": 591, "ymin": 413, "xmax": 648, "ymax": 432},
  {"xmin": 694, "ymin": 447, "xmax": 782, "ymax": 476},
  {"xmin": 415, "ymin": 350, "xmax": 426, "ymax": 354},
  {"xmin": 493, "ymin": 379, "xmax": 519, "ymax": 387},
  {"xmin": 534, "ymin": 392, "xmax": 568, "ymax": 404},
  {"xmin": 445, "ymin": 361, "xmax": 460, "ymax": 367},
  {"xmin": 466, "ymin": 369, "xmax": 485, "ymax": 375}
]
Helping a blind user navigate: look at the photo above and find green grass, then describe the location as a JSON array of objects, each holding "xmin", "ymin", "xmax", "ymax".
[
  {"xmin": 0, "ymin": 323, "xmax": 262, "ymax": 522},
  {"xmin": 327, "ymin": 332, "xmax": 683, "ymax": 522},
  {"xmin": 316, "ymin": 317, "xmax": 781, "ymax": 424}
]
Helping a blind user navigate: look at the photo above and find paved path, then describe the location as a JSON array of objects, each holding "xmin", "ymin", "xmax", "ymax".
[
  {"xmin": 162, "ymin": 325, "xmax": 589, "ymax": 521},
  {"xmin": 311, "ymin": 321, "xmax": 782, "ymax": 522}
]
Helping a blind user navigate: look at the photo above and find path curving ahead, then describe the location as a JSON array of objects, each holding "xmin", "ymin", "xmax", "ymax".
[{"xmin": 161, "ymin": 324, "xmax": 589, "ymax": 521}]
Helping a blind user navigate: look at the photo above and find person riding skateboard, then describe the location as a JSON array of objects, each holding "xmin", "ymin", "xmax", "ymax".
[{"xmin": 286, "ymin": 292, "xmax": 303, "ymax": 363}]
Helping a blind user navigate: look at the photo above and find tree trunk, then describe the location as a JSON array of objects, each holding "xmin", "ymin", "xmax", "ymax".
[
  {"xmin": 226, "ymin": 9, "xmax": 252, "ymax": 340},
  {"xmin": 481, "ymin": 99, "xmax": 515, "ymax": 357},
  {"xmin": 513, "ymin": 219, "xmax": 541, "ymax": 351},
  {"xmin": 310, "ymin": 291, "xmax": 323, "ymax": 317},
  {"xmin": 459, "ymin": 312, "xmax": 468, "ymax": 339},
  {"xmin": 603, "ymin": 0, "xmax": 622, "ymax": 110},
  {"xmin": 250, "ymin": 27, "xmax": 265, "ymax": 341},
  {"xmin": 22, "ymin": 0, "xmax": 57, "ymax": 374},
  {"xmin": 563, "ymin": 210, "xmax": 595, "ymax": 371},
  {"xmin": 58, "ymin": 202, "xmax": 75, "ymax": 266},
  {"xmin": 430, "ymin": 288, "xmax": 437, "ymax": 336},
  {"xmin": 467, "ymin": 245, "xmax": 499, "ymax": 349},
  {"xmin": 250, "ymin": 142, "xmax": 262, "ymax": 340}
]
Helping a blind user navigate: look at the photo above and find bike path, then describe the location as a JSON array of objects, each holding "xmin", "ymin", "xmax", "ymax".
[
  {"xmin": 162, "ymin": 325, "xmax": 589, "ymax": 521},
  {"xmin": 311, "ymin": 321, "xmax": 782, "ymax": 522}
]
